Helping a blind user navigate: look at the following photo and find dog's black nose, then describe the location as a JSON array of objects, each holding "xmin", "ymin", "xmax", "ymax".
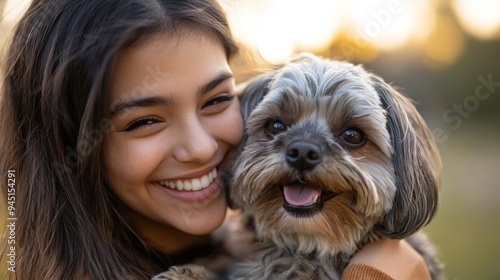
[{"xmin": 286, "ymin": 141, "xmax": 322, "ymax": 171}]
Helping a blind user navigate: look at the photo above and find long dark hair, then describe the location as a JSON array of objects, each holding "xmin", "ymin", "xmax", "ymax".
[{"xmin": 0, "ymin": 0, "xmax": 238, "ymax": 278}]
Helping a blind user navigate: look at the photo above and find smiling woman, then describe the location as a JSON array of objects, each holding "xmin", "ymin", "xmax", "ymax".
[
  {"xmin": 105, "ymin": 31, "xmax": 243, "ymax": 243},
  {"xmin": 0, "ymin": 0, "xmax": 241, "ymax": 278}
]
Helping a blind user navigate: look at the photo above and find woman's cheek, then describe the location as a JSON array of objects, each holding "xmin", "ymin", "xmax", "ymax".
[{"xmin": 221, "ymin": 103, "xmax": 244, "ymax": 146}]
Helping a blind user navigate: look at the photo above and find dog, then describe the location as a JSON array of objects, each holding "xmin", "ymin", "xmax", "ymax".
[
  {"xmin": 226, "ymin": 53, "xmax": 443, "ymax": 280},
  {"xmin": 152, "ymin": 53, "xmax": 443, "ymax": 280}
]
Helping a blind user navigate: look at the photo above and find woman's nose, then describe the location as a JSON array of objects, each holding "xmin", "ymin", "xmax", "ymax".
[{"xmin": 173, "ymin": 119, "xmax": 218, "ymax": 163}]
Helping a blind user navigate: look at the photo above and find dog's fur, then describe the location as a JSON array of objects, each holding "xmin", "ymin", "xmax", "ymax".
[
  {"xmin": 153, "ymin": 54, "xmax": 443, "ymax": 280},
  {"xmin": 226, "ymin": 54, "xmax": 443, "ymax": 280}
]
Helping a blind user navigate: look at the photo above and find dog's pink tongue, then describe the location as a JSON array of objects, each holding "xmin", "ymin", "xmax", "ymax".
[{"xmin": 283, "ymin": 184, "xmax": 320, "ymax": 206}]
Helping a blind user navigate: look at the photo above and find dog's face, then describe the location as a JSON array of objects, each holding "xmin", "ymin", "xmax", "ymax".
[{"xmin": 229, "ymin": 54, "xmax": 441, "ymax": 255}]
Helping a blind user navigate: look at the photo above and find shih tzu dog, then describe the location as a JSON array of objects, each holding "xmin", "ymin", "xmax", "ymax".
[
  {"xmin": 226, "ymin": 53, "xmax": 443, "ymax": 280},
  {"xmin": 153, "ymin": 53, "xmax": 443, "ymax": 280}
]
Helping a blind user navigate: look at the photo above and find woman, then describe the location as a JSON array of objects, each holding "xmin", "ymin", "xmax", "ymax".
[{"xmin": 0, "ymin": 0, "xmax": 431, "ymax": 279}]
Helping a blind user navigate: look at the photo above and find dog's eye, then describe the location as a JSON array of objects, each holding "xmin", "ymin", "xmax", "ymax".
[
  {"xmin": 266, "ymin": 119, "xmax": 288, "ymax": 135},
  {"xmin": 340, "ymin": 128, "xmax": 366, "ymax": 147}
]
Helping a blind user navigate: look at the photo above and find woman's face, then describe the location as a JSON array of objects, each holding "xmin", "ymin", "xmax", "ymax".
[{"xmin": 105, "ymin": 31, "xmax": 243, "ymax": 240}]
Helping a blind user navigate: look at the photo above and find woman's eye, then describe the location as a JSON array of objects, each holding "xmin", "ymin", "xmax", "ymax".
[
  {"xmin": 266, "ymin": 119, "xmax": 288, "ymax": 135},
  {"xmin": 124, "ymin": 117, "xmax": 161, "ymax": 131},
  {"xmin": 202, "ymin": 94, "xmax": 235, "ymax": 109},
  {"xmin": 340, "ymin": 128, "xmax": 367, "ymax": 147}
]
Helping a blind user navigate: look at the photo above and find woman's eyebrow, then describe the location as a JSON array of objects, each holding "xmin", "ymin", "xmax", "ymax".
[
  {"xmin": 110, "ymin": 71, "xmax": 234, "ymax": 117},
  {"xmin": 110, "ymin": 95, "xmax": 173, "ymax": 117},
  {"xmin": 198, "ymin": 71, "xmax": 234, "ymax": 97}
]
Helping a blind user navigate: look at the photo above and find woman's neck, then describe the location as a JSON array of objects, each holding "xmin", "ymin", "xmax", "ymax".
[{"xmin": 126, "ymin": 210, "xmax": 212, "ymax": 254}]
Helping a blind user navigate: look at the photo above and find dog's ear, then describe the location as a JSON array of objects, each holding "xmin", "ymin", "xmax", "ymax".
[
  {"xmin": 372, "ymin": 76, "xmax": 441, "ymax": 238},
  {"xmin": 225, "ymin": 72, "xmax": 275, "ymax": 209},
  {"xmin": 239, "ymin": 72, "xmax": 275, "ymax": 121}
]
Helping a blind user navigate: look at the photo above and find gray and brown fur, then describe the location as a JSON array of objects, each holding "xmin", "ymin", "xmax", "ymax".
[{"xmin": 227, "ymin": 54, "xmax": 443, "ymax": 280}]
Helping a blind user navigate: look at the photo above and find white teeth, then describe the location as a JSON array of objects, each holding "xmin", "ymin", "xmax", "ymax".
[
  {"xmin": 184, "ymin": 181, "xmax": 192, "ymax": 191},
  {"xmin": 201, "ymin": 175, "xmax": 209, "ymax": 188},
  {"xmin": 159, "ymin": 168, "xmax": 217, "ymax": 191},
  {"xmin": 191, "ymin": 179, "xmax": 201, "ymax": 191}
]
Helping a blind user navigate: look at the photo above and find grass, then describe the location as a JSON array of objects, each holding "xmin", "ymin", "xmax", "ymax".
[{"xmin": 424, "ymin": 120, "xmax": 500, "ymax": 280}]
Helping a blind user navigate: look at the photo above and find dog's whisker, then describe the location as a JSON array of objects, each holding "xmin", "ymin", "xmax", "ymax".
[{"xmin": 351, "ymin": 156, "xmax": 367, "ymax": 161}]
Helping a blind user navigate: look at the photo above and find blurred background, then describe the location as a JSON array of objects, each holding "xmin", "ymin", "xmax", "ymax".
[{"xmin": 2, "ymin": 0, "xmax": 499, "ymax": 279}]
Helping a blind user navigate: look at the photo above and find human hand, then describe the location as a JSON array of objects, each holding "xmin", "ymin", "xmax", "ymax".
[{"xmin": 346, "ymin": 237, "xmax": 431, "ymax": 280}]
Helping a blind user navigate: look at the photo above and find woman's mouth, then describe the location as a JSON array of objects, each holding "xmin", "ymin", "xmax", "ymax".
[
  {"xmin": 157, "ymin": 168, "xmax": 217, "ymax": 191},
  {"xmin": 155, "ymin": 167, "xmax": 224, "ymax": 204}
]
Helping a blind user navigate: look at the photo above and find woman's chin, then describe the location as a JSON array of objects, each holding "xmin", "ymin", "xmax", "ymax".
[{"xmin": 175, "ymin": 192, "xmax": 228, "ymax": 235}]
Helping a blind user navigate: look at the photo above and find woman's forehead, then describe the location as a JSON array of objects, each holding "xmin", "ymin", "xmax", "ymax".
[{"xmin": 108, "ymin": 31, "xmax": 232, "ymax": 110}]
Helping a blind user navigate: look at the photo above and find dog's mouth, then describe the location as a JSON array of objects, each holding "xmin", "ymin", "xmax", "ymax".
[{"xmin": 280, "ymin": 184, "xmax": 337, "ymax": 217}]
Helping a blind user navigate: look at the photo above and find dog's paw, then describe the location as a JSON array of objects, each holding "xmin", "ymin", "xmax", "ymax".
[{"xmin": 151, "ymin": 265, "xmax": 211, "ymax": 280}]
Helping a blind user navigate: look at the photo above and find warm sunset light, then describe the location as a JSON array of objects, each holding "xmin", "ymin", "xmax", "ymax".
[
  {"xmin": 222, "ymin": 0, "xmax": 439, "ymax": 63},
  {"xmin": 3, "ymin": 0, "xmax": 500, "ymax": 65},
  {"xmin": 452, "ymin": 0, "xmax": 500, "ymax": 40},
  {"xmin": 422, "ymin": 15, "xmax": 466, "ymax": 68},
  {"xmin": 348, "ymin": 0, "xmax": 435, "ymax": 50},
  {"xmin": 222, "ymin": 0, "xmax": 345, "ymax": 63}
]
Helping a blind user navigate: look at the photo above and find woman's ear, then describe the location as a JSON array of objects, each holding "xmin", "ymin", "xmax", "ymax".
[
  {"xmin": 225, "ymin": 72, "xmax": 275, "ymax": 209},
  {"xmin": 372, "ymin": 76, "xmax": 442, "ymax": 238}
]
